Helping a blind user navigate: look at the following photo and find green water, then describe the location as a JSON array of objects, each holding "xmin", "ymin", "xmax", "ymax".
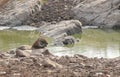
[
  {"xmin": 0, "ymin": 29, "xmax": 120, "ymax": 58},
  {"xmin": 0, "ymin": 30, "xmax": 40, "ymax": 51},
  {"xmin": 48, "ymin": 29, "xmax": 120, "ymax": 58}
]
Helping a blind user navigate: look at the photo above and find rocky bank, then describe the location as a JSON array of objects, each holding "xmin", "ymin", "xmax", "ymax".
[
  {"xmin": 0, "ymin": 0, "xmax": 41, "ymax": 26},
  {"xmin": 0, "ymin": 45, "xmax": 120, "ymax": 77},
  {"xmin": 0, "ymin": 0, "xmax": 120, "ymax": 29},
  {"xmin": 73, "ymin": 0, "xmax": 120, "ymax": 29}
]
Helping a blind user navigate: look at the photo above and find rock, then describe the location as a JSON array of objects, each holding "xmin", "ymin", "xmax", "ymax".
[
  {"xmin": 32, "ymin": 37, "xmax": 48, "ymax": 49},
  {"xmin": 17, "ymin": 45, "xmax": 31, "ymax": 50},
  {"xmin": 0, "ymin": 53, "xmax": 12, "ymax": 58},
  {"xmin": 16, "ymin": 49, "xmax": 31, "ymax": 57},
  {"xmin": 0, "ymin": 0, "xmax": 41, "ymax": 26},
  {"xmin": 72, "ymin": 0, "xmax": 120, "ymax": 28},
  {"xmin": 42, "ymin": 58, "xmax": 62, "ymax": 68},
  {"xmin": 37, "ymin": 20, "xmax": 82, "ymax": 46},
  {"xmin": 54, "ymin": 35, "xmax": 77, "ymax": 46},
  {"xmin": 112, "ymin": 21, "xmax": 120, "ymax": 29},
  {"xmin": 38, "ymin": 20, "xmax": 82, "ymax": 37},
  {"xmin": 62, "ymin": 36, "xmax": 76, "ymax": 45}
]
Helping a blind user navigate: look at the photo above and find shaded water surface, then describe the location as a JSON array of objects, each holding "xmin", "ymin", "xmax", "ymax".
[{"xmin": 0, "ymin": 29, "xmax": 120, "ymax": 58}]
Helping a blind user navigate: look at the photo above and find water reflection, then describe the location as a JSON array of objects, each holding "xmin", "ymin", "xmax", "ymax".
[
  {"xmin": 48, "ymin": 43, "xmax": 120, "ymax": 58},
  {"xmin": 48, "ymin": 29, "xmax": 120, "ymax": 58},
  {"xmin": 80, "ymin": 44, "xmax": 120, "ymax": 58}
]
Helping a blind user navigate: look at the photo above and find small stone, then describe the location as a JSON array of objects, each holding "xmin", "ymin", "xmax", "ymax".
[{"xmin": 62, "ymin": 36, "xmax": 75, "ymax": 45}]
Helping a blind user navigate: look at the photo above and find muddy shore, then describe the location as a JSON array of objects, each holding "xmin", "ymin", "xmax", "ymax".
[{"xmin": 0, "ymin": 47, "xmax": 120, "ymax": 77}]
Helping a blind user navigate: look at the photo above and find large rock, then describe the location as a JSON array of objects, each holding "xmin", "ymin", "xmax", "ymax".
[
  {"xmin": 62, "ymin": 36, "xmax": 76, "ymax": 45},
  {"xmin": 37, "ymin": 20, "xmax": 82, "ymax": 45},
  {"xmin": 0, "ymin": 0, "xmax": 83, "ymax": 27},
  {"xmin": 38, "ymin": 20, "xmax": 82, "ymax": 37},
  {"xmin": 0, "ymin": 0, "xmax": 41, "ymax": 26},
  {"xmin": 72, "ymin": 0, "xmax": 120, "ymax": 28}
]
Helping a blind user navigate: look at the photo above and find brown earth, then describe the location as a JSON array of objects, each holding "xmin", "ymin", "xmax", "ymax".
[
  {"xmin": 0, "ymin": 48, "xmax": 120, "ymax": 77},
  {"xmin": 30, "ymin": 0, "xmax": 76, "ymax": 23},
  {"xmin": 0, "ymin": 0, "xmax": 9, "ymax": 7}
]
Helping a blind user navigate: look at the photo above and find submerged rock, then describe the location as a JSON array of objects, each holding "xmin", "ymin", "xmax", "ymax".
[{"xmin": 62, "ymin": 36, "xmax": 76, "ymax": 45}]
